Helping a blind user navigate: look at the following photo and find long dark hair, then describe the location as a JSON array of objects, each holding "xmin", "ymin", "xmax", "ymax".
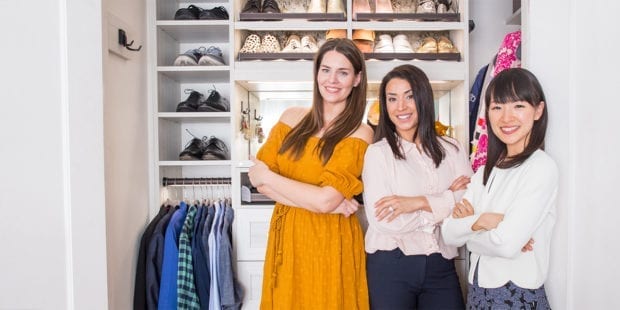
[
  {"xmin": 483, "ymin": 68, "xmax": 548, "ymax": 184},
  {"xmin": 374, "ymin": 64, "xmax": 454, "ymax": 167},
  {"xmin": 279, "ymin": 38, "xmax": 368, "ymax": 164}
]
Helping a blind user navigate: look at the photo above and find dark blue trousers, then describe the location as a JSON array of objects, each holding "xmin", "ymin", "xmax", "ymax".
[{"xmin": 366, "ymin": 249, "xmax": 465, "ymax": 310}]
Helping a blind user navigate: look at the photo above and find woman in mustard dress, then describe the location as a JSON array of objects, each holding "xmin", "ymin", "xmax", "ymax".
[{"xmin": 248, "ymin": 38, "xmax": 373, "ymax": 309}]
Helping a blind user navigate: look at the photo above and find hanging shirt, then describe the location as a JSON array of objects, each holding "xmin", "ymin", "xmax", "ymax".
[
  {"xmin": 219, "ymin": 203, "xmax": 243, "ymax": 310},
  {"xmin": 208, "ymin": 201, "xmax": 223, "ymax": 310},
  {"xmin": 158, "ymin": 202, "xmax": 188, "ymax": 310},
  {"xmin": 469, "ymin": 65, "xmax": 489, "ymax": 148},
  {"xmin": 146, "ymin": 205, "xmax": 177, "ymax": 309},
  {"xmin": 192, "ymin": 205, "xmax": 210, "ymax": 310},
  {"xmin": 177, "ymin": 204, "xmax": 200, "ymax": 309},
  {"xmin": 134, "ymin": 205, "xmax": 169, "ymax": 310}
]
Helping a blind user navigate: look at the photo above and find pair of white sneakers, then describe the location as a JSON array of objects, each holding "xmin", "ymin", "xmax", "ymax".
[
  {"xmin": 374, "ymin": 34, "xmax": 413, "ymax": 53},
  {"xmin": 307, "ymin": 0, "xmax": 345, "ymax": 13},
  {"xmin": 281, "ymin": 34, "xmax": 319, "ymax": 53}
]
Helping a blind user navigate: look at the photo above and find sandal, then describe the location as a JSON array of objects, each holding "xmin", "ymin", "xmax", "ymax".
[
  {"xmin": 416, "ymin": 37, "xmax": 437, "ymax": 53},
  {"xmin": 437, "ymin": 36, "xmax": 458, "ymax": 53}
]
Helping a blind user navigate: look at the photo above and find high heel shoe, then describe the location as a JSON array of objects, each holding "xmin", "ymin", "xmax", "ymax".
[
  {"xmin": 327, "ymin": 0, "xmax": 345, "ymax": 13},
  {"xmin": 307, "ymin": 0, "xmax": 326, "ymax": 13},
  {"xmin": 374, "ymin": 0, "xmax": 393, "ymax": 13},
  {"xmin": 352, "ymin": 0, "xmax": 371, "ymax": 18}
]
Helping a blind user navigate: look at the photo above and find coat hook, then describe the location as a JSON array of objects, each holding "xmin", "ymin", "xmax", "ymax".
[
  {"xmin": 118, "ymin": 29, "xmax": 142, "ymax": 52},
  {"xmin": 253, "ymin": 109, "xmax": 263, "ymax": 121},
  {"xmin": 241, "ymin": 101, "xmax": 250, "ymax": 114}
]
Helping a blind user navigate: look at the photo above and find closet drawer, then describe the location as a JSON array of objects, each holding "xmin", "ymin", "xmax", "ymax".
[
  {"xmin": 237, "ymin": 261, "xmax": 265, "ymax": 310},
  {"xmin": 234, "ymin": 207, "xmax": 274, "ymax": 261}
]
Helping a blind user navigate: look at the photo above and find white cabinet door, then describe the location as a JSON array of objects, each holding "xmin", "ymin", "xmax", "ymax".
[
  {"xmin": 237, "ymin": 261, "xmax": 265, "ymax": 310},
  {"xmin": 234, "ymin": 206, "xmax": 274, "ymax": 261}
]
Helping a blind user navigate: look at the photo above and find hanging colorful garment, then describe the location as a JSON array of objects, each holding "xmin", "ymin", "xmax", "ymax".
[{"xmin": 470, "ymin": 30, "xmax": 521, "ymax": 172}]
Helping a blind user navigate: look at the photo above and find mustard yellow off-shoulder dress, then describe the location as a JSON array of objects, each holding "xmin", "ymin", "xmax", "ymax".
[{"xmin": 257, "ymin": 121, "xmax": 370, "ymax": 310}]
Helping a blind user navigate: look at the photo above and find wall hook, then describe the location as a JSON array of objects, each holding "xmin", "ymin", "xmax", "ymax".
[
  {"xmin": 241, "ymin": 101, "xmax": 250, "ymax": 115},
  {"xmin": 118, "ymin": 29, "xmax": 142, "ymax": 52},
  {"xmin": 253, "ymin": 109, "xmax": 263, "ymax": 121}
]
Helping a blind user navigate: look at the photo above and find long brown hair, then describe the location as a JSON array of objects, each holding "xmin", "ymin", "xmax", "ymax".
[
  {"xmin": 279, "ymin": 38, "xmax": 368, "ymax": 164},
  {"xmin": 483, "ymin": 68, "xmax": 548, "ymax": 184},
  {"xmin": 374, "ymin": 64, "xmax": 455, "ymax": 167}
]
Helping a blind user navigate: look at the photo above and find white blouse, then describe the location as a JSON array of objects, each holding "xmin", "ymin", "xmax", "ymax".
[
  {"xmin": 441, "ymin": 149, "xmax": 559, "ymax": 289},
  {"xmin": 362, "ymin": 137, "xmax": 473, "ymax": 259}
]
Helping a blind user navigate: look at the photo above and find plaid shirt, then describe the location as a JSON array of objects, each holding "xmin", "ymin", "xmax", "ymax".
[{"xmin": 177, "ymin": 205, "xmax": 201, "ymax": 309}]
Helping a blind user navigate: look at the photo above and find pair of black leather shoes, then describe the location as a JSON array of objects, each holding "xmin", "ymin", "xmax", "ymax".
[
  {"xmin": 174, "ymin": 5, "xmax": 229, "ymax": 20},
  {"xmin": 242, "ymin": 0, "xmax": 280, "ymax": 13},
  {"xmin": 176, "ymin": 89, "xmax": 230, "ymax": 112},
  {"xmin": 179, "ymin": 136, "xmax": 229, "ymax": 160}
]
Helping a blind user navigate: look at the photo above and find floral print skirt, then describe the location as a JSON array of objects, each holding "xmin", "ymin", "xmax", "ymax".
[{"xmin": 466, "ymin": 263, "xmax": 551, "ymax": 310}]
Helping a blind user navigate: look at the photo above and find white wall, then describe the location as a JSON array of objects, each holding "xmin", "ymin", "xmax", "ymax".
[
  {"xmin": 470, "ymin": 0, "xmax": 620, "ymax": 308},
  {"xmin": 527, "ymin": 0, "xmax": 620, "ymax": 308},
  {"xmin": 0, "ymin": 0, "xmax": 108, "ymax": 309},
  {"xmin": 1, "ymin": 1, "xmax": 618, "ymax": 308},
  {"xmin": 101, "ymin": 0, "xmax": 149, "ymax": 309},
  {"xmin": 525, "ymin": 0, "xmax": 571, "ymax": 308},
  {"xmin": 468, "ymin": 0, "xmax": 520, "ymax": 87}
]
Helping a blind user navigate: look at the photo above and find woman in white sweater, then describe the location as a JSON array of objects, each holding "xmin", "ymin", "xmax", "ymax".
[{"xmin": 441, "ymin": 68, "xmax": 558, "ymax": 309}]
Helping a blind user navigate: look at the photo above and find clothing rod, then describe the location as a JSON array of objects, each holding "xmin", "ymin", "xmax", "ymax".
[{"xmin": 162, "ymin": 177, "xmax": 232, "ymax": 187}]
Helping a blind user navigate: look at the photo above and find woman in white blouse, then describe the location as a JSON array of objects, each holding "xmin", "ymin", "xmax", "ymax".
[
  {"xmin": 441, "ymin": 68, "xmax": 558, "ymax": 309},
  {"xmin": 362, "ymin": 64, "xmax": 472, "ymax": 309}
]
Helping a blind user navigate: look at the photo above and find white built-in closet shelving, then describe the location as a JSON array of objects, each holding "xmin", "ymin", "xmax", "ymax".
[{"xmin": 147, "ymin": 1, "xmax": 470, "ymax": 308}]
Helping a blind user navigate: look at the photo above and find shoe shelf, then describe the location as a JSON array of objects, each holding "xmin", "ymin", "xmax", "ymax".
[
  {"xmin": 364, "ymin": 52, "xmax": 460, "ymax": 61},
  {"xmin": 158, "ymin": 112, "xmax": 232, "ymax": 122},
  {"xmin": 157, "ymin": 67, "xmax": 231, "ymax": 83},
  {"xmin": 157, "ymin": 119, "xmax": 232, "ymax": 160},
  {"xmin": 156, "ymin": 0, "xmax": 232, "ymax": 20},
  {"xmin": 233, "ymin": 61, "xmax": 314, "ymax": 81},
  {"xmin": 365, "ymin": 60, "xmax": 466, "ymax": 82},
  {"xmin": 352, "ymin": 21, "xmax": 465, "ymax": 31},
  {"xmin": 235, "ymin": 21, "xmax": 347, "ymax": 31},
  {"xmin": 157, "ymin": 21, "xmax": 229, "ymax": 41},
  {"xmin": 236, "ymin": 51, "xmax": 460, "ymax": 61},
  {"xmin": 237, "ymin": 52, "xmax": 315, "ymax": 61},
  {"xmin": 239, "ymin": 12, "xmax": 346, "ymax": 21},
  {"xmin": 232, "ymin": 56, "xmax": 465, "ymax": 82},
  {"xmin": 158, "ymin": 160, "xmax": 233, "ymax": 167},
  {"xmin": 354, "ymin": 12, "xmax": 460, "ymax": 22}
]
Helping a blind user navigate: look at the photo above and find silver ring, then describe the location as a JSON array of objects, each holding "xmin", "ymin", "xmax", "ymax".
[{"xmin": 388, "ymin": 206, "xmax": 394, "ymax": 212}]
